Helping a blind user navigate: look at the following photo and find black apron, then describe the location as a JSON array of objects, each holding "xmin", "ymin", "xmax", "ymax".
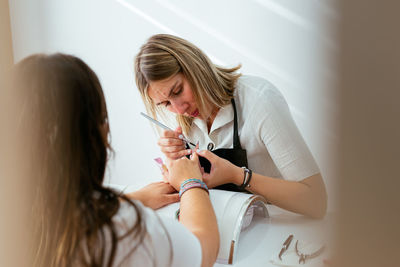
[{"xmin": 188, "ymin": 99, "xmax": 249, "ymax": 192}]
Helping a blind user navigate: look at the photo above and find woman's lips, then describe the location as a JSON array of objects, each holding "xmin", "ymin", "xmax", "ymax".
[{"xmin": 190, "ymin": 109, "xmax": 199, "ymax": 117}]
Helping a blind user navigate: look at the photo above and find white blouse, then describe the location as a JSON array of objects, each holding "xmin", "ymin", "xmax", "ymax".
[
  {"xmin": 188, "ymin": 75, "xmax": 320, "ymax": 182},
  {"xmin": 109, "ymin": 200, "xmax": 201, "ymax": 267}
]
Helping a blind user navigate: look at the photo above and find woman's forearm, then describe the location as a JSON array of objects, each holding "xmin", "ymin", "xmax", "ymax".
[
  {"xmin": 231, "ymin": 167, "xmax": 327, "ymax": 218},
  {"xmin": 179, "ymin": 188, "xmax": 220, "ymax": 267}
]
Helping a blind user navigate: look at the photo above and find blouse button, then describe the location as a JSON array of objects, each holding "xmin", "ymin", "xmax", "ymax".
[{"xmin": 207, "ymin": 142, "xmax": 214, "ymax": 151}]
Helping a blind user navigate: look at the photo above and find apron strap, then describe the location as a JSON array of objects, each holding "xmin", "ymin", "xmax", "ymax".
[{"xmin": 231, "ymin": 99, "xmax": 243, "ymax": 149}]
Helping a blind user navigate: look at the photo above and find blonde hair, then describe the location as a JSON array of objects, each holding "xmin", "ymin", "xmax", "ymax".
[{"xmin": 134, "ymin": 34, "xmax": 241, "ymax": 134}]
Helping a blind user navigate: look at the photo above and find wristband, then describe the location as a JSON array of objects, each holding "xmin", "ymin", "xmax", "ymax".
[{"xmin": 179, "ymin": 178, "xmax": 209, "ymax": 198}]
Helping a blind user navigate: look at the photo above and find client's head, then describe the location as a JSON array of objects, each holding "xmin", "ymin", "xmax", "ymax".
[
  {"xmin": 11, "ymin": 53, "xmax": 132, "ymax": 266},
  {"xmin": 13, "ymin": 53, "xmax": 111, "ymax": 193}
]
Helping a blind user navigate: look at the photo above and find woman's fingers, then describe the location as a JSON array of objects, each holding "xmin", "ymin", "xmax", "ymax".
[
  {"xmin": 163, "ymin": 149, "xmax": 192, "ymax": 160},
  {"xmin": 159, "ymin": 181, "xmax": 176, "ymax": 193},
  {"xmin": 161, "ymin": 128, "xmax": 180, "ymax": 137},
  {"xmin": 174, "ymin": 126, "xmax": 182, "ymax": 134},
  {"xmin": 190, "ymin": 150, "xmax": 199, "ymax": 162},
  {"xmin": 163, "ymin": 193, "xmax": 180, "ymax": 205},
  {"xmin": 158, "ymin": 134, "xmax": 191, "ymax": 159},
  {"xmin": 158, "ymin": 128, "xmax": 193, "ymax": 160},
  {"xmin": 160, "ymin": 128, "xmax": 184, "ymax": 142},
  {"xmin": 196, "ymin": 149, "xmax": 216, "ymax": 163},
  {"xmin": 161, "ymin": 172, "xmax": 169, "ymax": 182},
  {"xmin": 160, "ymin": 144, "xmax": 187, "ymax": 153},
  {"xmin": 127, "ymin": 182, "xmax": 180, "ymax": 209},
  {"xmin": 158, "ymin": 129, "xmax": 185, "ymax": 149},
  {"xmin": 157, "ymin": 127, "xmax": 201, "ymax": 162},
  {"xmin": 157, "ymin": 137, "xmax": 185, "ymax": 147}
]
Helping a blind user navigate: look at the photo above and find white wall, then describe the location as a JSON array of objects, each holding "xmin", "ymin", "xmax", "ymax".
[{"xmin": 8, "ymin": 0, "xmax": 338, "ymax": 208}]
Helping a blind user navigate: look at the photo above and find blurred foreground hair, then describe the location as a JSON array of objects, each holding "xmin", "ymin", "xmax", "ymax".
[{"xmin": 11, "ymin": 53, "xmax": 145, "ymax": 267}]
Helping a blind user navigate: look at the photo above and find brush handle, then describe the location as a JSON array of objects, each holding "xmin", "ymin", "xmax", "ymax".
[{"xmin": 140, "ymin": 112, "xmax": 196, "ymax": 147}]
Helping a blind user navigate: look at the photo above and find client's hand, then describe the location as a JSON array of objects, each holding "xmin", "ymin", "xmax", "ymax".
[
  {"xmin": 167, "ymin": 152, "xmax": 203, "ymax": 191},
  {"xmin": 126, "ymin": 181, "xmax": 179, "ymax": 210}
]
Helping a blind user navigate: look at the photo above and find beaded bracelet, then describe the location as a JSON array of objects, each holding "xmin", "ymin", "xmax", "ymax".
[
  {"xmin": 180, "ymin": 178, "xmax": 203, "ymax": 187},
  {"xmin": 179, "ymin": 178, "xmax": 209, "ymax": 198}
]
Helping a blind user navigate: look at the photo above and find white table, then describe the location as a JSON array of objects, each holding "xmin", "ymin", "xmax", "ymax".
[
  {"xmin": 106, "ymin": 183, "xmax": 332, "ymax": 267},
  {"xmin": 215, "ymin": 205, "xmax": 333, "ymax": 267}
]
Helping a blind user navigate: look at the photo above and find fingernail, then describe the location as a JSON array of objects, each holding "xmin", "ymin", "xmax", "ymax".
[
  {"xmin": 187, "ymin": 149, "xmax": 192, "ymax": 154},
  {"xmin": 197, "ymin": 149, "xmax": 202, "ymax": 153},
  {"xmin": 178, "ymin": 134, "xmax": 184, "ymax": 140},
  {"xmin": 162, "ymin": 165, "xmax": 168, "ymax": 173}
]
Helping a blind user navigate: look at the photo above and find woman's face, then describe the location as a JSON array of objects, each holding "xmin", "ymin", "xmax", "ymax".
[{"xmin": 148, "ymin": 73, "xmax": 204, "ymax": 119}]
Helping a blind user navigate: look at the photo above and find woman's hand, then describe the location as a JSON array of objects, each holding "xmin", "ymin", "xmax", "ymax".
[
  {"xmin": 167, "ymin": 152, "xmax": 203, "ymax": 191},
  {"xmin": 196, "ymin": 150, "xmax": 243, "ymax": 188},
  {"xmin": 158, "ymin": 126, "xmax": 191, "ymax": 160},
  {"xmin": 126, "ymin": 182, "xmax": 179, "ymax": 210}
]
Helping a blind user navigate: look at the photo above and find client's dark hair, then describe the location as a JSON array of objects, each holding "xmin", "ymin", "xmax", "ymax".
[{"xmin": 11, "ymin": 53, "xmax": 145, "ymax": 267}]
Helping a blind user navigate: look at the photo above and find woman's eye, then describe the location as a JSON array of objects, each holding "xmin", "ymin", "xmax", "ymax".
[
  {"xmin": 173, "ymin": 87, "xmax": 182, "ymax": 96},
  {"xmin": 164, "ymin": 101, "xmax": 170, "ymax": 107}
]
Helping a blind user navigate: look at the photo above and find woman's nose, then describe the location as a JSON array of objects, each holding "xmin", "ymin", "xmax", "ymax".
[{"xmin": 170, "ymin": 100, "xmax": 187, "ymax": 115}]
